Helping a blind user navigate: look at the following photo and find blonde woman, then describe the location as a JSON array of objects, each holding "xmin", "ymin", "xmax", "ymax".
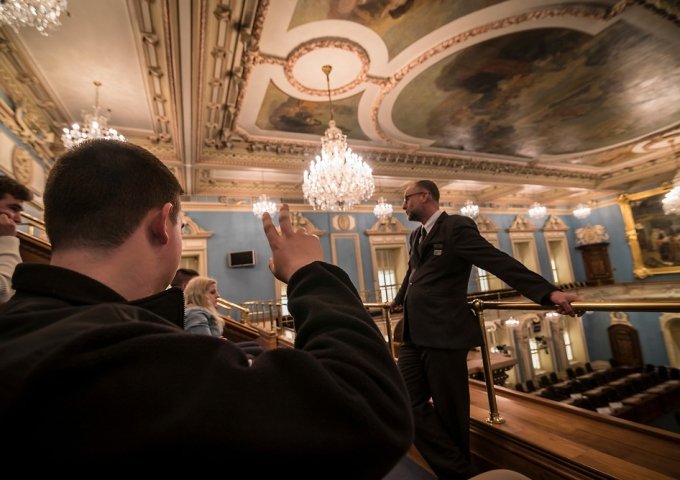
[
  {"xmin": 183, "ymin": 276, "xmax": 224, "ymax": 337},
  {"xmin": 183, "ymin": 276, "xmax": 263, "ymax": 358}
]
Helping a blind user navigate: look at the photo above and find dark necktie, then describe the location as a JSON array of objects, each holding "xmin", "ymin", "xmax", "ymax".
[{"xmin": 418, "ymin": 226, "xmax": 427, "ymax": 245}]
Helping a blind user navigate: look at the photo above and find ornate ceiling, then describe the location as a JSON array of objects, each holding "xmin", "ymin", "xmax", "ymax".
[{"xmin": 0, "ymin": 0, "xmax": 679, "ymax": 213}]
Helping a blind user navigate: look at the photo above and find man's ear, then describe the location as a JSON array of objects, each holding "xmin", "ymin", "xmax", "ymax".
[{"xmin": 150, "ymin": 202, "xmax": 175, "ymax": 245}]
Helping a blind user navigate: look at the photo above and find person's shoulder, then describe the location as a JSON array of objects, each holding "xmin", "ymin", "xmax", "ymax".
[
  {"xmin": 184, "ymin": 305, "xmax": 211, "ymax": 317},
  {"xmin": 0, "ymin": 235, "xmax": 20, "ymax": 249},
  {"xmin": 442, "ymin": 211, "xmax": 475, "ymax": 226}
]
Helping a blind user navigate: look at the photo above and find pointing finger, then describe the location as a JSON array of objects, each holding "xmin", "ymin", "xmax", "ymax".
[{"xmin": 278, "ymin": 204, "xmax": 293, "ymax": 236}]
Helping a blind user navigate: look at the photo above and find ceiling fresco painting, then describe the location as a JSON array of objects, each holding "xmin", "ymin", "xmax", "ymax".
[
  {"xmin": 393, "ymin": 22, "xmax": 680, "ymax": 158},
  {"xmin": 290, "ymin": 0, "xmax": 502, "ymax": 60},
  {"xmin": 256, "ymin": 81, "xmax": 369, "ymax": 141}
]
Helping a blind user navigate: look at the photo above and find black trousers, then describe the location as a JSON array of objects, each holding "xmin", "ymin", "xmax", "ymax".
[{"xmin": 398, "ymin": 342, "xmax": 478, "ymax": 480}]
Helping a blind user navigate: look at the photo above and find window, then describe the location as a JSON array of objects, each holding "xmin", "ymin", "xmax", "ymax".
[
  {"xmin": 542, "ymin": 217, "xmax": 574, "ymax": 284},
  {"xmin": 529, "ymin": 338, "xmax": 542, "ymax": 370},
  {"xmin": 476, "ymin": 267, "xmax": 490, "ymax": 291},
  {"xmin": 279, "ymin": 283, "xmax": 289, "ymax": 317},
  {"xmin": 375, "ymin": 247, "xmax": 401, "ymax": 302},
  {"xmin": 549, "ymin": 258, "xmax": 559, "ymax": 284},
  {"xmin": 563, "ymin": 330, "xmax": 574, "ymax": 361}
]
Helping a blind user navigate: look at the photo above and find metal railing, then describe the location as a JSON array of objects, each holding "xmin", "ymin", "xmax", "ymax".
[
  {"xmin": 216, "ymin": 298, "xmax": 250, "ymax": 323},
  {"xmin": 470, "ymin": 299, "xmax": 680, "ymax": 425},
  {"xmin": 19, "ymin": 212, "xmax": 49, "ymax": 241}
]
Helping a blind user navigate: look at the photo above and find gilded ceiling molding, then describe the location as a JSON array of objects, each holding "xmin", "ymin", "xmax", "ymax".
[
  {"xmin": 282, "ymin": 38, "xmax": 370, "ymax": 97},
  {"xmin": 0, "ymin": 31, "xmax": 69, "ymax": 132},
  {"xmin": 635, "ymin": 0, "xmax": 680, "ymax": 26},
  {"xmin": 196, "ymin": 175, "xmax": 301, "ymax": 197},
  {"xmin": 130, "ymin": 0, "xmax": 174, "ymax": 145},
  {"xmin": 0, "ymin": 96, "xmax": 55, "ymax": 164},
  {"xmin": 201, "ymin": 0, "xmax": 260, "ymax": 151}
]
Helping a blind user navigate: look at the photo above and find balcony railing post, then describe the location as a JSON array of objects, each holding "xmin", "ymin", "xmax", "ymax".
[
  {"xmin": 382, "ymin": 303, "xmax": 395, "ymax": 358},
  {"xmin": 471, "ymin": 299, "xmax": 505, "ymax": 425}
]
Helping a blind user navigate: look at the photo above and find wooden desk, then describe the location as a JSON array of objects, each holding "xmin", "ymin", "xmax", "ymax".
[
  {"xmin": 467, "ymin": 350, "xmax": 517, "ymax": 374},
  {"xmin": 467, "ymin": 350, "xmax": 517, "ymax": 386}
]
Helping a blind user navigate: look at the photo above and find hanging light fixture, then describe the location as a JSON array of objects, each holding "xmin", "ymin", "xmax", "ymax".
[
  {"xmin": 373, "ymin": 197, "xmax": 393, "ymax": 220},
  {"xmin": 302, "ymin": 65, "xmax": 374, "ymax": 211},
  {"xmin": 252, "ymin": 194, "xmax": 277, "ymax": 218},
  {"xmin": 61, "ymin": 81, "xmax": 126, "ymax": 149},
  {"xmin": 252, "ymin": 172, "xmax": 277, "ymax": 218},
  {"xmin": 460, "ymin": 199, "xmax": 479, "ymax": 219},
  {"xmin": 573, "ymin": 203, "xmax": 591, "ymax": 219},
  {"xmin": 0, "ymin": 0, "xmax": 68, "ymax": 35},
  {"xmin": 528, "ymin": 202, "xmax": 547, "ymax": 219},
  {"xmin": 662, "ymin": 171, "xmax": 680, "ymax": 215},
  {"xmin": 504, "ymin": 316, "xmax": 520, "ymax": 327}
]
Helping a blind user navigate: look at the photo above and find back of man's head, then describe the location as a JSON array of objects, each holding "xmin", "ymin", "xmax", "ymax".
[
  {"xmin": 171, "ymin": 268, "xmax": 199, "ymax": 290},
  {"xmin": 44, "ymin": 139, "xmax": 182, "ymax": 251},
  {"xmin": 0, "ymin": 175, "xmax": 33, "ymax": 202}
]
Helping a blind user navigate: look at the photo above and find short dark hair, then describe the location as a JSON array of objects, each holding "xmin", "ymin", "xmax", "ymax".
[
  {"xmin": 414, "ymin": 180, "xmax": 440, "ymax": 202},
  {"xmin": 171, "ymin": 268, "xmax": 199, "ymax": 289},
  {"xmin": 0, "ymin": 175, "xmax": 33, "ymax": 202},
  {"xmin": 44, "ymin": 139, "xmax": 182, "ymax": 251}
]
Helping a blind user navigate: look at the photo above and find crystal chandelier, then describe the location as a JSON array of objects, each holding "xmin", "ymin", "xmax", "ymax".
[
  {"xmin": 572, "ymin": 203, "xmax": 591, "ymax": 219},
  {"xmin": 504, "ymin": 316, "xmax": 520, "ymax": 327},
  {"xmin": 460, "ymin": 199, "xmax": 479, "ymax": 219},
  {"xmin": 662, "ymin": 171, "xmax": 680, "ymax": 215},
  {"xmin": 0, "ymin": 0, "xmax": 67, "ymax": 35},
  {"xmin": 252, "ymin": 194, "xmax": 277, "ymax": 218},
  {"xmin": 303, "ymin": 65, "xmax": 374, "ymax": 211},
  {"xmin": 528, "ymin": 202, "xmax": 547, "ymax": 219},
  {"xmin": 61, "ymin": 81, "xmax": 126, "ymax": 149},
  {"xmin": 373, "ymin": 197, "xmax": 393, "ymax": 219}
]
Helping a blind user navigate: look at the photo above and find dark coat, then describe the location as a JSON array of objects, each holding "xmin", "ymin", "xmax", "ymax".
[
  {"xmin": 0, "ymin": 262, "xmax": 413, "ymax": 477},
  {"xmin": 394, "ymin": 212, "xmax": 557, "ymax": 349}
]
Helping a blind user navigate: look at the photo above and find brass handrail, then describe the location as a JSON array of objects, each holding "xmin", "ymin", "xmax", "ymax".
[
  {"xmin": 470, "ymin": 299, "xmax": 680, "ymax": 425},
  {"xmin": 216, "ymin": 298, "xmax": 250, "ymax": 323},
  {"xmin": 19, "ymin": 212, "xmax": 49, "ymax": 241}
]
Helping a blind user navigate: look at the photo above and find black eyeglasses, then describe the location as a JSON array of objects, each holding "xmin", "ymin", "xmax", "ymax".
[{"xmin": 403, "ymin": 191, "xmax": 428, "ymax": 203}]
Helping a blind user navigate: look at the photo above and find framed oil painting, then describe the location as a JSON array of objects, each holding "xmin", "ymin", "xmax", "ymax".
[{"xmin": 618, "ymin": 186, "xmax": 680, "ymax": 278}]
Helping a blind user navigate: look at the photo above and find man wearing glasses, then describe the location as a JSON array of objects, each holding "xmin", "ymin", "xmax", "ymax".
[{"xmin": 391, "ymin": 179, "xmax": 579, "ymax": 479}]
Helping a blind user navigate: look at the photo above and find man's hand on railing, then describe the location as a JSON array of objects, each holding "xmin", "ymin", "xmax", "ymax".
[
  {"xmin": 550, "ymin": 291, "xmax": 583, "ymax": 316},
  {"xmin": 389, "ymin": 300, "xmax": 403, "ymax": 314},
  {"xmin": 262, "ymin": 204, "xmax": 323, "ymax": 283}
]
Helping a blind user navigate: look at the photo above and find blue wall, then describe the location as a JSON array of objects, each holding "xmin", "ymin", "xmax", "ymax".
[{"xmin": 188, "ymin": 205, "xmax": 676, "ymax": 366}]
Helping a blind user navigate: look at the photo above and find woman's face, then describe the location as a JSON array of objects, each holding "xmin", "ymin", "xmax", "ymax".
[{"xmin": 207, "ymin": 282, "xmax": 220, "ymax": 308}]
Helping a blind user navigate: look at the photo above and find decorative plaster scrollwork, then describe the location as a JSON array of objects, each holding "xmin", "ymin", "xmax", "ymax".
[
  {"xmin": 575, "ymin": 223, "xmax": 609, "ymax": 245},
  {"xmin": 11, "ymin": 145, "xmax": 33, "ymax": 185}
]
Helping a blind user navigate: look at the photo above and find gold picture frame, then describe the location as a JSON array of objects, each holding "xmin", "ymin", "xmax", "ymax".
[{"xmin": 618, "ymin": 186, "xmax": 680, "ymax": 278}]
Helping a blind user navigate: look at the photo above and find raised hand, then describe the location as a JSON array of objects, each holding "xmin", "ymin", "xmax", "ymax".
[
  {"xmin": 0, "ymin": 212, "xmax": 17, "ymax": 237},
  {"xmin": 262, "ymin": 204, "xmax": 323, "ymax": 283}
]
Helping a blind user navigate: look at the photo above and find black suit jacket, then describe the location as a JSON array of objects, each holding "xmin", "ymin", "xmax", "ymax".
[{"xmin": 394, "ymin": 212, "xmax": 557, "ymax": 349}]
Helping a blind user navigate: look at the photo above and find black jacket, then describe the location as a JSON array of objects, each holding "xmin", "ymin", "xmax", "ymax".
[
  {"xmin": 394, "ymin": 212, "xmax": 557, "ymax": 349},
  {"xmin": 0, "ymin": 262, "xmax": 413, "ymax": 477}
]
